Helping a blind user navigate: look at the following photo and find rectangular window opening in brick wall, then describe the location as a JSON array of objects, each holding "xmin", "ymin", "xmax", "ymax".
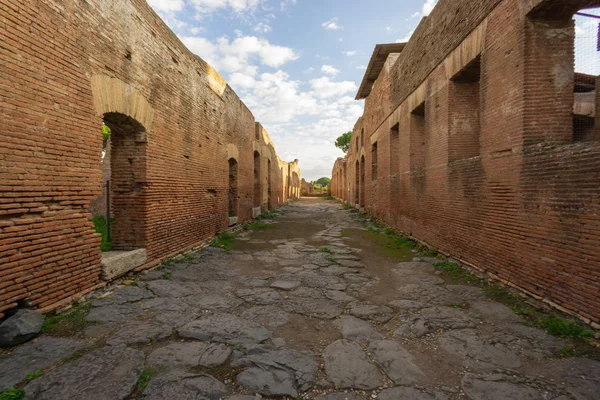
[
  {"xmin": 449, "ymin": 55, "xmax": 481, "ymax": 162},
  {"xmin": 360, "ymin": 128, "xmax": 364, "ymax": 148},
  {"xmin": 410, "ymin": 102, "xmax": 426, "ymax": 171},
  {"xmin": 389, "ymin": 123, "xmax": 400, "ymax": 198},
  {"xmin": 355, "ymin": 161, "xmax": 360, "ymax": 205},
  {"xmin": 573, "ymin": 9, "xmax": 600, "ymax": 143},
  {"xmin": 524, "ymin": 9, "xmax": 577, "ymax": 145},
  {"xmin": 360, "ymin": 156, "xmax": 366, "ymax": 207},
  {"xmin": 254, "ymin": 151, "xmax": 261, "ymax": 207},
  {"xmin": 371, "ymin": 141, "xmax": 378, "ymax": 182}
]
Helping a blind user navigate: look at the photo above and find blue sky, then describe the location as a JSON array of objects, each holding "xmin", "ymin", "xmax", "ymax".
[{"xmin": 147, "ymin": 0, "xmax": 599, "ymax": 181}]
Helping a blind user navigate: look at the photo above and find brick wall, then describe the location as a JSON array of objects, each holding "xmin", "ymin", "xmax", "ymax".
[
  {"xmin": 0, "ymin": 0, "xmax": 301, "ymax": 318},
  {"xmin": 333, "ymin": 0, "xmax": 600, "ymax": 326}
]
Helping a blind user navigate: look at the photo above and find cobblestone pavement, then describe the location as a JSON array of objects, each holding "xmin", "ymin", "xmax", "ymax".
[{"xmin": 1, "ymin": 198, "xmax": 599, "ymax": 399}]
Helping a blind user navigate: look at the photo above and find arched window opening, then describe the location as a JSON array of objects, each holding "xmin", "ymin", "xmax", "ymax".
[{"xmin": 92, "ymin": 113, "xmax": 148, "ymax": 252}]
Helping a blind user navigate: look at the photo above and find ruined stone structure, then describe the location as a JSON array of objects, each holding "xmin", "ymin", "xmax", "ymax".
[
  {"xmin": 0, "ymin": 0, "xmax": 301, "ymax": 318},
  {"xmin": 331, "ymin": 0, "xmax": 600, "ymax": 326}
]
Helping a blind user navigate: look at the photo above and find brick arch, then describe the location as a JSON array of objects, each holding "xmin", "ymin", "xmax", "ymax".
[
  {"xmin": 90, "ymin": 75, "xmax": 155, "ymax": 132},
  {"xmin": 227, "ymin": 143, "xmax": 240, "ymax": 162}
]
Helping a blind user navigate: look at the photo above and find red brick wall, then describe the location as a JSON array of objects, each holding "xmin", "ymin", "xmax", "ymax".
[
  {"xmin": 333, "ymin": 0, "xmax": 600, "ymax": 325},
  {"xmin": 0, "ymin": 0, "xmax": 300, "ymax": 318}
]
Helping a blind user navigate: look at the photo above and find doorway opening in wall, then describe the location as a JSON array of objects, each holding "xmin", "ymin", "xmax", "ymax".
[
  {"xmin": 267, "ymin": 159, "xmax": 272, "ymax": 209},
  {"xmin": 253, "ymin": 151, "xmax": 261, "ymax": 216},
  {"xmin": 355, "ymin": 161, "xmax": 360, "ymax": 205},
  {"xmin": 89, "ymin": 113, "xmax": 148, "ymax": 280},
  {"xmin": 360, "ymin": 155, "xmax": 366, "ymax": 208},
  {"xmin": 573, "ymin": 8, "xmax": 600, "ymax": 142},
  {"xmin": 228, "ymin": 158, "xmax": 238, "ymax": 222}
]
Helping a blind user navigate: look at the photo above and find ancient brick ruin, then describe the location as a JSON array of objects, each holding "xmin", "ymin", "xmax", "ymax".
[
  {"xmin": 0, "ymin": 0, "xmax": 301, "ymax": 318},
  {"xmin": 331, "ymin": 0, "xmax": 600, "ymax": 326}
]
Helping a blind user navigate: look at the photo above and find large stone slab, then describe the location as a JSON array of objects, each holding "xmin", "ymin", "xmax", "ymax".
[
  {"xmin": 349, "ymin": 302, "xmax": 393, "ymax": 323},
  {"xmin": 332, "ymin": 316, "xmax": 383, "ymax": 342},
  {"xmin": 92, "ymin": 286, "xmax": 155, "ymax": 307},
  {"xmin": 143, "ymin": 371, "xmax": 229, "ymax": 400},
  {"xmin": 101, "ymin": 249, "xmax": 147, "ymax": 281},
  {"xmin": 148, "ymin": 342, "xmax": 231, "ymax": 369},
  {"xmin": 394, "ymin": 306, "xmax": 477, "ymax": 338},
  {"xmin": 106, "ymin": 321, "xmax": 172, "ymax": 346},
  {"xmin": 461, "ymin": 373, "xmax": 554, "ymax": 400},
  {"xmin": 282, "ymin": 297, "xmax": 342, "ymax": 319},
  {"xmin": 0, "ymin": 309, "xmax": 44, "ymax": 348},
  {"xmin": 232, "ymin": 346, "xmax": 317, "ymax": 392},
  {"xmin": 322, "ymin": 339, "xmax": 383, "ymax": 390},
  {"xmin": 85, "ymin": 303, "xmax": 144, "ymax": 324},
  {"xmin": 270, "ymin": 280, "xmax": 302, "ymax": 290},
  {"xmin": 239, "ymin": 306, "xmax": 291, "ymax": 328},
  {"xmin": 236, "ymin": 367, "xmax": 297, "ymax": 398},
  {"xmin": 379, "ymin": 386, "xmax": 448, "ymax": 400},
  {"xmin": 0, "ymin": 337, "xmax": 90, "ymax": 392},
  {"xmin": 146, "ymin": 280, "xmax": 196, "ymax": 298},
  {"xmin": 24, "ymin": 346, "xmax": 144, "ymax": 400},
  {"xmin": 236, "ymin": 288, "xmax": 284, "ymax": 305},
  {"xmin": 178, "ymin": 313, "xmax": 272, "ymax": 345},
  {"xmin": 439, "ymin": 329, "xmax": 521, "ymax": 370},
  {"xmin": 368, "ymin": 340, "xmax": 424, "ymax": 385},
  {"xmin": 184, "ymin": 294, "xmax": 243, "ymax": 311}
]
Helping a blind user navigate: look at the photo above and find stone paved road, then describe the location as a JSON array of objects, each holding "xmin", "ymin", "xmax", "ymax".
[{"xmin": 1, "ymin": 198, "xmax": 599, "ymax": 399}]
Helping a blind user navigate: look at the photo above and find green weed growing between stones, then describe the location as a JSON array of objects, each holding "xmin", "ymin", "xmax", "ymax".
[
  {"xmin": 210, "ymin": 232, "xmax": 236, "ymax": 251},
  {"xmin": 137, "ymin": 366, "xmax": 165, "ymax": 391},
  {"xmin": 0, "ymin": 387, "xmax": 24, "ymax": 400},
  {"xmin": 41, "ymin": 303, "xmax": 91, "ymax": 336},
  {"xmin": 24, "ymin": 370, "xmax": 42, "ymax": 382},
  {"xmin": 537, "ymin": 316, "xmax": 594, "ymax": 339},
  {"xmin": 320, "ymin": 247, "xmax": 331, "ymax": 253}
]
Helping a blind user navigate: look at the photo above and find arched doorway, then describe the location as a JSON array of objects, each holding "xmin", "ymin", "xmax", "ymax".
[
  {"xmin": 228, "ymin": 158, "xmax": 238, "ymax": 218},
  {"xmin": 360, "ymin": 155, "xmax": 366, "ymax": 208},
  {"xmin": 354, "ymin": 161, "xmax": 359, "ymax": 205},
  {"xmin": 267, "ymin": 159, "xmax": 272, "ymax": 209},
  {"xmin": 253, "ymin": 151, "xmax": 261, "ymax": 213},
  {"xmin": 99, "ymin": 112, "xmax": 148, "ymax": 251}
]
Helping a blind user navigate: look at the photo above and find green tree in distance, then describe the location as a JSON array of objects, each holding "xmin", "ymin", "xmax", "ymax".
[
  {"xmin": 315, "ymin": 177, "xmax": 331, "ymax": 186},
  {"xmin": 335, "ymin": 131, "xmax": 352, "ymax": 153}
]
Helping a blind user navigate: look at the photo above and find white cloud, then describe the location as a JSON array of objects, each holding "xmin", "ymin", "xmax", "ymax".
[
  {"xmin": 182, "ymin": 35, "xmax": 298, "ymax": 72},
  {"xmin": 254, "ymin": 22, "xmax": 272, "ymax": 33},
  {"xmin": 147, "ymin": 0, "xmax": 185, "ymax": 12},
  {"xmin": 343, "ymin": 51, "xmax": 357, "ymax": 56},
  {"xmin": 310, "ymin": 77, "xmax": 357, "ymax": 98},
  {"xmin": 322, "ymin": 17, "xmax": 342, "ymax": 30},
  {"xmin": 190, "ymin": 0, "xmax": 264, "ymax": 16},
  {"xmin": 321, "ymin": 65, "xmax": 340, "ymax": 76},
  {"xmin": 356, "ymin": 65, "xmax": 367, "ymax": 70},
  {"xmin": 280, "ymin": 0, "xmax": 297, "ymax": 10},
  {"xmin": 422, "ymin": 0, "xmax": 437, "ymax": 16}
]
